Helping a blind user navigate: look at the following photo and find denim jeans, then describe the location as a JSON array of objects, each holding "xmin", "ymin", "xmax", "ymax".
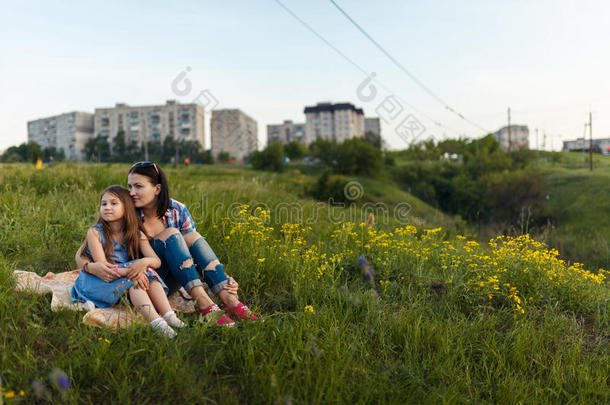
[
  {"xmin": 189, "ymin": 237, "xmax": 228, "ymax": 294},
  {"xmin": 151, "ymin": 233, "xmax": 228, "ymax": 296},
  {"xmin": 152, "ymin": 233, "xmax": 203, "ymax": 295}
]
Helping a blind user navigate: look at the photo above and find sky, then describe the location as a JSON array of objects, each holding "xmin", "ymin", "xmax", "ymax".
[{"xmin": 1, "ymin": 0, "xmax": 609, "ymax": 152}]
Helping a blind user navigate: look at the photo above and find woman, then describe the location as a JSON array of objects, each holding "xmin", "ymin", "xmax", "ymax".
[{"xmin": 76, "ymin": 161, "xmax": 258, "ymax": 326}]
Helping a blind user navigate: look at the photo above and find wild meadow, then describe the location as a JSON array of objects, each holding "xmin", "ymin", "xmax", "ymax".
[{"xmin": 0, "ymin": 163, "xmax": 608, "ymax": 404}]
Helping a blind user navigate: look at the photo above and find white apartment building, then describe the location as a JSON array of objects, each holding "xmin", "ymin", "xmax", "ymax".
[
  {"xmin": 267, "ymin": 120, "xmax": 305, "ymax": 145},
  {"xmin": 210, "ymin": 109, "xmax": 258, "ymax": 160},
  {"xmin": 492, "ymin": 125, "xmax": 529, "ymax": 152},
  {"xmin": 304, "ymin": 102, "xmax": 365, "ymax": 145},
  {"xmin": 94, "ymin": 100, "xmax": 204, "ymax": 149},
  {"xmin": 27, "ymin": 112, "xmax": 94, "ymax": 161}
]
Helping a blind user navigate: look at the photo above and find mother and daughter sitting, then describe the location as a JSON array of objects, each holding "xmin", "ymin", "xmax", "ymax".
[{"xmin": 71, "ymin": 162, "xmax": 258, "ymax": 338}]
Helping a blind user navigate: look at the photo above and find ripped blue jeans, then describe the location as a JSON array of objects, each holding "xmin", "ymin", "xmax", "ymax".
[{"xmin": 151, "ymin": 232, "xmax": 228, "ymax": 296}]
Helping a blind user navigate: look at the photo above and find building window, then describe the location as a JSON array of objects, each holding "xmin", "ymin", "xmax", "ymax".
[
  {"xmin": 101, "ymin": 118, "xmax": 109, "ymax": 126},
  {"xmin": 180, "ymin": 128, "xmax": 190, "ymax": 136}
]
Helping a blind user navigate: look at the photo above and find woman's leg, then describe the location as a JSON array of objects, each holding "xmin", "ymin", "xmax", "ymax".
[
  {"xmin": 152, "ymin": 228, "xmax": 215, "ymax": 310},
  {"xmin": 186, "ymin": 236, "xmax": 239, "ymax": 307},
  {"xmin": 184, "ymin": 233, "xmax": 258, "ymax": 321}
]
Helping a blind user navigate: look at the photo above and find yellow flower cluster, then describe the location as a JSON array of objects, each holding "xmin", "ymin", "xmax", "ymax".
[{"xmin": 220, "ymin": 205, "xmax": 608, "ymax": 316}]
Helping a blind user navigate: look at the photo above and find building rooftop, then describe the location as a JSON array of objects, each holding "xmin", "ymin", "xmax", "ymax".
[{"xmin": 304, "ymin": 102, "xmax": 364, "ymax": 115}]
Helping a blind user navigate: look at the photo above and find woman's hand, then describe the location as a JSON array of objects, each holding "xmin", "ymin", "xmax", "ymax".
[
  {"xmin": 127, "ymin": 259, "xmax": 149, "ymax": 280},
  {"xmin": 87, "ymin": 262, "xmax": 120, "ymax": 283},
  {"xmin": 223, "ymin": 276, "xmax": 239, "ymax": 297},
  {"xmin": 132, "ymin": 273, "xmax": 150, "ymax": 290}
]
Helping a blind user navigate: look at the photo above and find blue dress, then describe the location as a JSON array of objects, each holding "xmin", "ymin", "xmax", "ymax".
[{"xmin": 70, "ymin": 224, "xmax": 167, "ymax": 308}]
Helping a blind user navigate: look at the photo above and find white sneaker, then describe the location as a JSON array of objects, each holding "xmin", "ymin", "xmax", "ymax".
[
  {"xmin": 163, "ymin": 311, "xmax": 187, "ymax": 328},
  {"xmin": 150, "ymin": 317, "xmax": 177, "ymax": 339}
]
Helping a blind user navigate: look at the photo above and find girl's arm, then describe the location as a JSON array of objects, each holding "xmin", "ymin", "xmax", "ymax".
[
  {"xmin": 75, "ymin": 242, "xmax": 118, "ymax": 281},
  {"xmin": 84, "ymin": 228, "xmax": 122, "ymax": 282},
  {"xmin": 126, "ymin": 236, "xmax": 161, "ymax": 280}
]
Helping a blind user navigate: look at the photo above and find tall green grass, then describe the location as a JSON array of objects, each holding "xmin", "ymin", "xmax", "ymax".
[{"xmin": 0, "ymin": 163, "xmax": 608, "ymax": 404}]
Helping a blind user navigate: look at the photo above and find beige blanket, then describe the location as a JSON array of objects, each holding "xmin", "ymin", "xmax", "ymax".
[{"xmin": 13, "ymin": 269, "xmax": 198, "ymax": 330}]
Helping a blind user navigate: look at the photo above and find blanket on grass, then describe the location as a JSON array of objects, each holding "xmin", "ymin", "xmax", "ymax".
[{"xmin": 13, "ymin": 269, "xmax": 197, "ymax": 330}]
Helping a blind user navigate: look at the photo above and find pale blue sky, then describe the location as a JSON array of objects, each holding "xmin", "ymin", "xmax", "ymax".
[{"xmin": 1, "ymin": 0, "xmax": 609, "ymax": 151}]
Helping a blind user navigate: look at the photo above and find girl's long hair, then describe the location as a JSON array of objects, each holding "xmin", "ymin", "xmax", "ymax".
[{"xmin": 93, "ymin": 185, "xmax": 141, "ymax": 263}]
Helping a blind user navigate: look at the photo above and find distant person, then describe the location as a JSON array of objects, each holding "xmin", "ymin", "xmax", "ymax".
[
  {"xmin": 71, "ymin": 185, "xmax": 186, "ymax": 338},
  {"xmin": 48, "ymin": 155, "xmax": 54, "ymax": 168},
  {"xmin": 35, "ymin": 157, "xmax": 42, "ymax": 169},
  {"xmin": 184, "ymin": 157, "xmax": 190, "ymax": 166}
]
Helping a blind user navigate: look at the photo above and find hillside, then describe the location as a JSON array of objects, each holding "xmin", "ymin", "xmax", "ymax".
[
  {"xmin": 536, "ymin": 152, "xmax": 610, "ymax": 270},
  {"xmin": 0, "ymin": 163, "xmax": 607, "ymax": 404}
]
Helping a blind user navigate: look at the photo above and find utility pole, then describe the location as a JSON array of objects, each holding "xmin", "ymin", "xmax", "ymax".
[
  {"xmin": 543, "ymin": 133, "xmax": 547, "ymax": 151},
  {"xmin": 507, "ymin": 107, "xmax": 511, "ymax": 152},
  {"xmin": 583, "ymin": 123, "xmax": 587, "ymax": 162},
  {"xmin": 589, "ymin": 111, "xmax": 593, "ymax": 171}
]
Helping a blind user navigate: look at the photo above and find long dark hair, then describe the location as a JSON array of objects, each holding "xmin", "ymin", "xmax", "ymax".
[
  {"xmin": 128, "ymin": 161, "xmax": 170, "ymax": 219},
  {"xmin": 90, "ymin": 185, "xmax": 141, "ymax": 263}
]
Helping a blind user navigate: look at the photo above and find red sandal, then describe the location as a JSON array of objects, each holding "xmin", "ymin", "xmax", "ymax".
[
  {"xmin": 199, "ymin": 304, "xmax": 235, "ymax": 327},
  {"xmin": 224, "ymin": 302, "xmax": 260, "ymax": 321}
]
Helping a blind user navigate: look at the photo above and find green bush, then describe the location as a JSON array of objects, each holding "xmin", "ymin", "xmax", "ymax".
[
  {"xmin": 250, "ymin": 142, "xmax": 285, "ymax": 172},
  {"xmin": 284, "ymin": 141, "xmax": 308, "ymax": 161},
  {"xmin": 310, "ymin": 138, "xmax": 383, "ymax": 178},
  {"xmin": 309, "ymin": 170, "xmax": 361, "ymax": 204}
]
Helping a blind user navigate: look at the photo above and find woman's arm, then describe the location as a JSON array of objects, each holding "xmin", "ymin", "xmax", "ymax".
[{"xmin": 125, "ymin": 236, "xmax": 161, "ymax": 289}]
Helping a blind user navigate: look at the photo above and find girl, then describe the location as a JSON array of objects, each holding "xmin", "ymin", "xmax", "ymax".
[{"xmin": 70, "ymin": 185, "xmax": 186, "ymax": 338}]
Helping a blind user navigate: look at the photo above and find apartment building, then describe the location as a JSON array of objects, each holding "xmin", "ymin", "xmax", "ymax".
[
  {"xmin": 303, "ymin": 102, "xmax": 365, "ymax": 145},
  {"xmin": 27, "ymin": 111, "xmax": 94, "ymax": 161},
  {"xmin": 210, "ymin": 109, "xmax": 258, "ymax": 160},
  {"xmin": 93, "ymin": 100, "xmax": 204, "ymax": 149},
  {"xmin": 267, "ymin": 120, "xmax": 305, "ymax": 145},
  {"xmin": 492, "ymin": 125, "xmax": 529, "ymax": 152}
]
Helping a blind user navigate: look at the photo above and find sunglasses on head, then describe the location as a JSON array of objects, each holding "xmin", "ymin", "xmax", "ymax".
[{"xmin": 130, "ymin": 161, "xmax": 159, "ymax": 175}]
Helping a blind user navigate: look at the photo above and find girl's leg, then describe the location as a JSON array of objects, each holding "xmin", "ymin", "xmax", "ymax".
[
  {"xmin": 147, "ymin": 280, "xmax": 171, "ymax": 316},
  {"xmin": 147, "ymin": 280, "xmax": 186, "ymax": 328},
  {"xmin": 129, "ymin": 286, "xmax": 160, "ymax": 321},
  {"xmin": 129, "ymin": 286, "xmax": 176, "ymax": 338}
]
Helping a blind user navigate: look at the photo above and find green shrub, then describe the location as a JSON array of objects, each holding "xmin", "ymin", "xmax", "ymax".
[{"xmin": 250, "ymin": 142, "xmax": 285, "ymax": 172}]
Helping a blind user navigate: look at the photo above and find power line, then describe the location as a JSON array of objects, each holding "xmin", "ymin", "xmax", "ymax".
[
  {"xmin": 328, "ymin": 0, "xmax": 490, "ymax": 134},
  {"xmin": 273, "ymin": 0, "xmax": 460, "ymax": 136}
]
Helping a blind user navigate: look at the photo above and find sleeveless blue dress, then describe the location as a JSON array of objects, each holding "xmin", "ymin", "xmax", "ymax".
[{"xmin": 70, "ymin": 224, "xmax": 167, "ymax": 308}]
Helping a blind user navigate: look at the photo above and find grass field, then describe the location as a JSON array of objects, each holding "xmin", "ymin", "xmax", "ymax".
[
  {"xmin": 535, "ymin": 152, "xmax": 610, "ymax": 270},
  {"xmin": 0, "ymin": 163, "xmax": 608, "ymax": 404}
]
